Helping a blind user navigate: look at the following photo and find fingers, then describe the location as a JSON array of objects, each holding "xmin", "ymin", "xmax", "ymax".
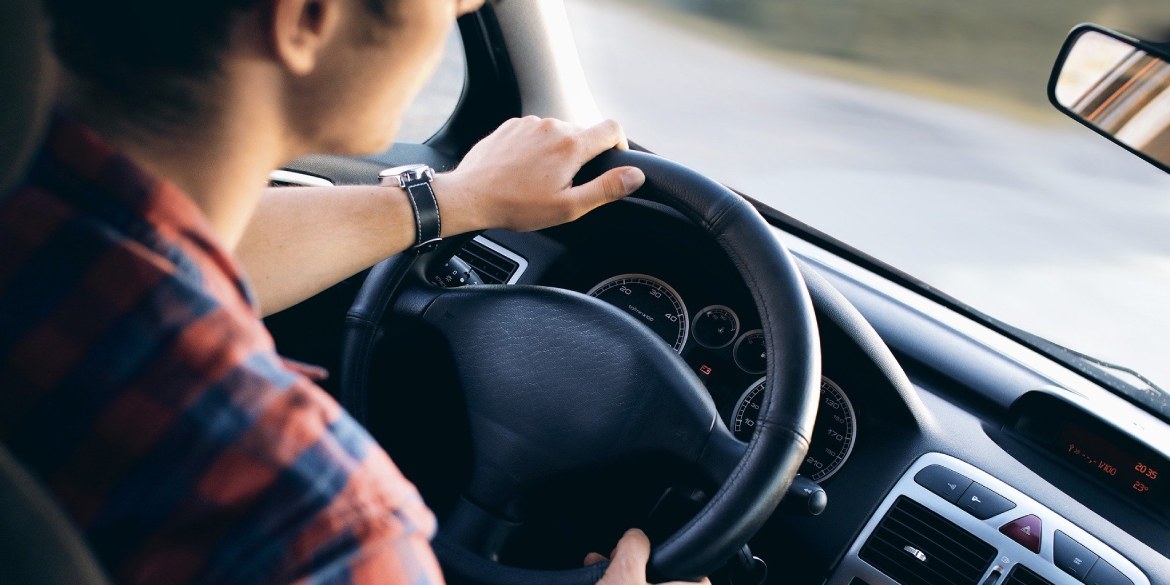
[
  {"xmin": 583, "ymin": 552, "xmax": 609, "ymax": 566},
  {"xmin": 606, "ymin": 529, "xmax": 652, "ymax": 581},
  {"xmin": 570, "ymin": 166, "xmax": 645, "ymax": 212},
  {"xmin": 449, "ymin": 115, "xmax": 640, "ymax": 233},
  {"xmin": 595, "ymin": 529, "xmax": 711, "ymax": 585},
  {"xmin": 565, "ymin": 119, "xmax": 640, "ymax": 215},
  {"xmin": 496, "ymin": 115, "xmax": 627, "ymax": 152},
  {"xmin": 577, "ymin": 118, "xmax": 630, "ymax": 157},
  {"xmin": 615, "ymin": 528, "xmax": 652, "ymax": 559}
]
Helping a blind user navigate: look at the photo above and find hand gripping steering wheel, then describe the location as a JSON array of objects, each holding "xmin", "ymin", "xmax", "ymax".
[{"xmin": 339, "ymin": 149, "xmax": 820, "ymax": 584}]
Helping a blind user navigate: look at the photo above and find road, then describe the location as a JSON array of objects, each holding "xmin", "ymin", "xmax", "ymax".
[{"xmin": 562, "ymin": 0, "xmax": 1170, "ymax": 389}]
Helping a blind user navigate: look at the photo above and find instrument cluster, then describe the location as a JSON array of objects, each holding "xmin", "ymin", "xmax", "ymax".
[{"xmin": 586, "ymin": 272, "xmax": 857, "ymax": 483}]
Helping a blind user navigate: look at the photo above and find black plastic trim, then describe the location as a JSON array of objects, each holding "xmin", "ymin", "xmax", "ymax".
[
  {"xmin": 425, "ymin": 4, "xmax": 521, "ymax": 159},
  {"xmin": 746, "ymin": 196, "xmax": 1169, "ymax": 423}
]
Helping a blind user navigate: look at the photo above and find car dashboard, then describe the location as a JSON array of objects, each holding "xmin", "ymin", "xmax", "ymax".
[{"xmin": 265, "ymin": 164, "xmax": 1170, "ymax": 585}]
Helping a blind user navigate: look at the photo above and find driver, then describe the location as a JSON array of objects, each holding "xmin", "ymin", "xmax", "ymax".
[{"xmin": 0, "ymin": 0, "xmax": 709, "ymax": 584}]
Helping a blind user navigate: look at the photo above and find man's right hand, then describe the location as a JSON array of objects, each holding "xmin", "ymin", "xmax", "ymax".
[
  {"xmin": 586, "ymin": 529, "xmax": 713, "ymax": 585},
  {"xmin": 431, "ymin": 116, "xmax": 646, "ymax": 237}
]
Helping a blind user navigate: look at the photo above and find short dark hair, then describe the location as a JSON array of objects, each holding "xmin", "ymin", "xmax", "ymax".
[{"xmin": 44, "ymin": 0, "xmax": 393, "ymax": 124}]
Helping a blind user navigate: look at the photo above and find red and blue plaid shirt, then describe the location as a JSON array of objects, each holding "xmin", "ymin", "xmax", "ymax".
[{"xmin": 0, "ymin": 117, "xmax": 444, "ymax": 585}]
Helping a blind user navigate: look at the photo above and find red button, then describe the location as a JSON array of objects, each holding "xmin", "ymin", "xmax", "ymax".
[{"xmin": 999, "ymin": 515, "xmax": 1042, "ymax": 553}]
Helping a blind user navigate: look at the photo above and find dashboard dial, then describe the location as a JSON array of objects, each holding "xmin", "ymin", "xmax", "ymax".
[
  {"xmin": 732, "ymin": 376, "xmax": 857, "ymax": 482},
  {"xmin": 732, "ymin": 329, "xmax": 767, "ymax": 374},
  {"xmin": 691, "ymin": 305, "xmax": 740, "ymax": 349},
  {"xmin": 587, "ymin": 274, "xmax": 689, "ymax": 352}
]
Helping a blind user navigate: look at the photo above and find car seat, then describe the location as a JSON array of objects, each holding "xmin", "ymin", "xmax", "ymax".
[
  {"xmin": 1, "ymin": 0, "xmax": 54, "ymax": 196},
  {"xmin": 0, "ymin": 0, "xmax": 111, "ymax": 582},
  {"xmin": 0, "ymin": 445, "xmax": 109, "ymax": 584}
]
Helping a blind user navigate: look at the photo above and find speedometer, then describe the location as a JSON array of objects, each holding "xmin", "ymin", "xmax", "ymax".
[
  {"xmin": 732, "ymin": 376, "xmax": 857, "ymax": 482},
  {"xmin": 587, "ymin": 274, "xmax": 689, "ymax": 352}
]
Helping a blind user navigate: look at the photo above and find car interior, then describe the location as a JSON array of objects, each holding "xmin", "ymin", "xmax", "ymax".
[{"xmin": 3, "ymin": 2, "xmax": 1170, "ymax": 585}]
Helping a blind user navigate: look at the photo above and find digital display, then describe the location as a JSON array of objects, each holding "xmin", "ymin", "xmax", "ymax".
[
  {"xmin": 1057, "ymin": 422, "xmax": 1164, "ymax": 503},
  {"xmin": 1012, "ymin": 393, "xmax": 1170, "ymax": 519}
]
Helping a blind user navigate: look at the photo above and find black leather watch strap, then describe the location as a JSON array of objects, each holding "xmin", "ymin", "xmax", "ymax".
[
  {"xmin": 404, "ymin": 179, "xmax": 441, "ymax": 252},
  {"xmin": 381, "ymin": 164, "xmax": 442, "ymax": 253}
]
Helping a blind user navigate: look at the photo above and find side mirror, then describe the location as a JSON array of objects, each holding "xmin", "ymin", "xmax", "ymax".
[{"xmin": 1050, "ymin": 24, "xmax": 1170, "ymax": 174}]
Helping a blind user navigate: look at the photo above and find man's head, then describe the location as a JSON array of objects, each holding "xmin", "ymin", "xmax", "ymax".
[{"xmin": 44, "ymin": 0, "xmax": 484, "ymax": 156}]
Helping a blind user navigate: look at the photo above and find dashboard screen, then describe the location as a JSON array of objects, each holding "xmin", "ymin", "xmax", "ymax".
[
  {"xmin": 1057, "ymin": 422, "xmax": 1163, "ymax": 502},
  {"xmin": 1013, "ymin": 393, "xmax": 1170, "ymax": 517}
]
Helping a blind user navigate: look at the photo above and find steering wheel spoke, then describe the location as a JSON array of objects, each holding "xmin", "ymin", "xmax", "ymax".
[
  {"xmin": 697, "ymin": 424, "xmax": 749, "ymax": 487},
  {"xmin": 441, "ymin": 496, "xmax": 523, "ymax": 560}
]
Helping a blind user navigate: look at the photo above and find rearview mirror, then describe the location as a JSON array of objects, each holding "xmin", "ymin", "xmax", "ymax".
[{"xmin": 1050, "ymin": 24, "xmax": 1170, "ymax": 174}]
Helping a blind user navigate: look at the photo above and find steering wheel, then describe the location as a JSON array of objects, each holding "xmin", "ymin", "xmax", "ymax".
[{"xmin": 339, "ymin": 149, "xmax": 821, "ymax": 584}]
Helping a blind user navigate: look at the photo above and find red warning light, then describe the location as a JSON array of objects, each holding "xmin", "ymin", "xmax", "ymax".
[{"xmin": 699, "ymin": 365, "xmax": 713, "ymax": 376}]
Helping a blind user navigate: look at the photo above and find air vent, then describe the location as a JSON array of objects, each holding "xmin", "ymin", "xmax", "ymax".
[
  {"xmin": 1004, "ymin": 565, "xmax": 1054, "ymax": 585},
  {"xmin": 268, "ymin": 169, "xmax": 334, "ymax": 188},
  {"xmin": 860, "ymin": 496, "xmax": 997, "ymax": 585},
  {"xmin": 458, "ymin": 236, "xmax": 527, "ymax": 285}
]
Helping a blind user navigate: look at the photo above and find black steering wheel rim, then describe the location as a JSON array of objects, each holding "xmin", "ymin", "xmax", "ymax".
[{"xmin": 340, "ymin": 149, "xmax": 821, "ymax": 584}]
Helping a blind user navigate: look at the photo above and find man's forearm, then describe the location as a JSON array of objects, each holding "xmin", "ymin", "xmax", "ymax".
[
  {"xmin": 235, "ymin": 185, "xmax": 411, "ymax": 315},
  {"xmin": 236, "ymin": 178, "xmax": 476, "ymax": 316},
  {"xmin": 236, "ymin": 115, "xmax": 644, "ymax": 316}
]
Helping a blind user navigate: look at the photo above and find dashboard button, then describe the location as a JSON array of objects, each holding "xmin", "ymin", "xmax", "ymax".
[
  {"xmin": 958, "ymin": 482, "xmax": 1015, "ymax": 519},
  {"xmin": 998, "ymin": 515, "xmax": 1042, "ymax": 552},
  {"xmin": 1085, "ymin": 559, "xmax": 1134, "ymax": 585},
  {"xmin": 913, "ymin": 465, "xmax": 973, "ymax": 503},
  {"xmin": 1054, "ymin": 531, "xmax": 1098, "ymax": 580}
]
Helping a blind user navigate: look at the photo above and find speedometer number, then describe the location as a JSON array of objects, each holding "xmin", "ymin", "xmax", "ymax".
[
  {"xmin": 732, "ymin": 376, "xmax": 857, "ymax": 482},
  {"xmin": 587, "ymin": 274, "xmax": 689, "ymax": 353}
]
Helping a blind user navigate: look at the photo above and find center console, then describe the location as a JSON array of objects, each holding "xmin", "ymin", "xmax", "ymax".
[{"xmin": 828, "ymin": 453, "xmax": 1148, "ymax": 585}]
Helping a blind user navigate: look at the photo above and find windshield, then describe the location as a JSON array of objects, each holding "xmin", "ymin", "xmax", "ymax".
[{"xmin": 564, "ymin": 0, "xmax": 1170, "ymax": 395}]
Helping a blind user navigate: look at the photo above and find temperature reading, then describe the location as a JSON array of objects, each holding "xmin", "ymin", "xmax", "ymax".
[{"xmin": 1057, "ymin": 424, "xmax": 1167, "ymax": 506}]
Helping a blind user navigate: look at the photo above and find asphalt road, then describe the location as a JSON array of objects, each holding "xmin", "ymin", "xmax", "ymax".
[{"xmin": 563, "ymin": 0, "xmax": 1170, "ymax": 390}]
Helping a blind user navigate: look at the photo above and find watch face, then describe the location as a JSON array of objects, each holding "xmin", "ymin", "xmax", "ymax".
[{"xmin": 379, "ymin": 164, "xmax": 433, "ymax": 186}]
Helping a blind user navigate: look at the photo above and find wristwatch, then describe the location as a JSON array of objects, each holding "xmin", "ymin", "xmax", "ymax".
[{"xmin": 379, "ymin": 163, "xmax": 442, "ymax": 253}]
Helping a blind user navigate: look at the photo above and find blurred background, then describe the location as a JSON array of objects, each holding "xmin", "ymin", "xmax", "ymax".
[
  {"xmin": 615, "ymin": 0, "xmax": 1170, "ymax": 109},
  {"xmin": 564, "ymin": 0, "xmax": 1170, "ymax": 394},
  {"xmin": 404, "ymin": 0, "xmax": 1170, "ymax": 394}
]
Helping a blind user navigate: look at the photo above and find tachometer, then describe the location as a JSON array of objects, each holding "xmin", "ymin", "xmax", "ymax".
[
  {"xmin": 587, "ymin": 274, "xmax": 689, "ymax": 352},
  {"xmin": 732, "ymin": 376, "xmax": 857, "ymax": 482}
]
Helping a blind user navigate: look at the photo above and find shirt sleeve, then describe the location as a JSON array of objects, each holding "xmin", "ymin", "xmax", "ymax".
[{"xmin": 268, "ymin": 419, "xmax": 445, "ymax": 585}]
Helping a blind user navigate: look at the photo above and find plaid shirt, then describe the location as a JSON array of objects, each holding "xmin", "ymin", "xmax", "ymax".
[{"xmin": 0, "ymin": 117, "xmax": 443, "ymax": 585}]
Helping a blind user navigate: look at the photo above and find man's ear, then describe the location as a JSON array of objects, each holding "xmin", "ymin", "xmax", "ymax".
[{"xmin": 270, "ymin": 0, "xmax": 341, "ymax": 75}]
